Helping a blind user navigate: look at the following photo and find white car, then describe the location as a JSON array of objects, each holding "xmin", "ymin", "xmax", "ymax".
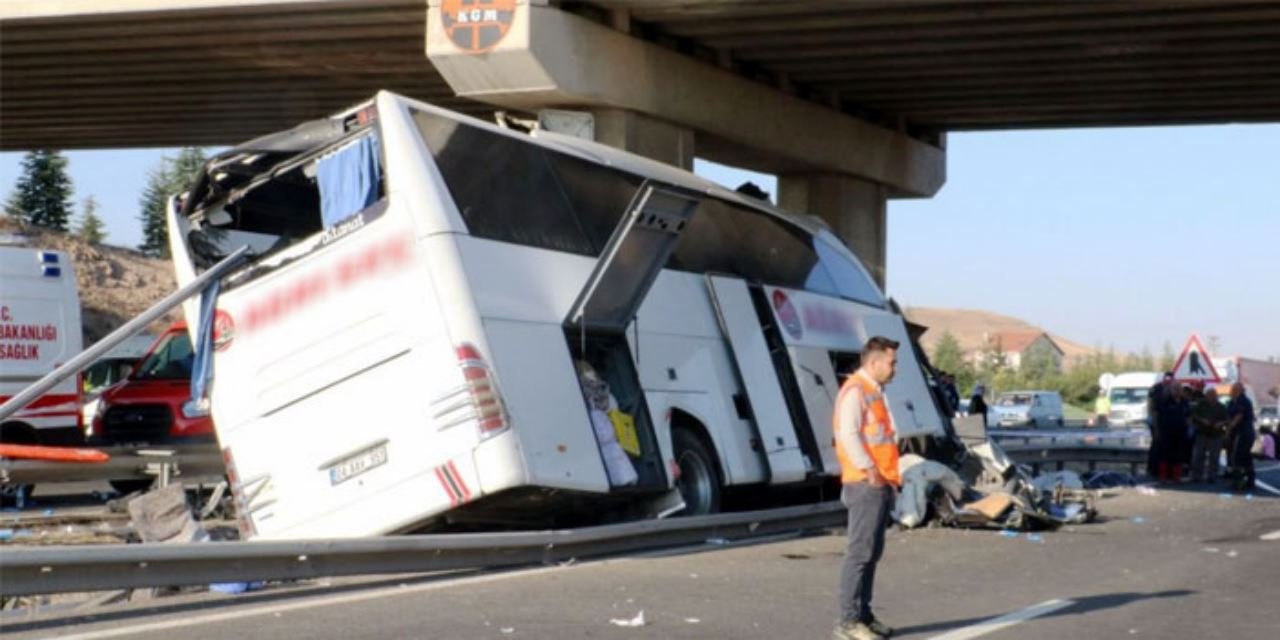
[{"xmin": 991, "ymin": 391, "xmax": 1064, "ymax": 428}]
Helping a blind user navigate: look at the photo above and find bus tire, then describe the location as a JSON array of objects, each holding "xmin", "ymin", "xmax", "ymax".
[
  {"xmin": 0, "ymin": 422, "xmax": 38, "ymax": 507},
  {"xmin": 673, "ymin": 427, "xmax": 721, "ymax": 516}
]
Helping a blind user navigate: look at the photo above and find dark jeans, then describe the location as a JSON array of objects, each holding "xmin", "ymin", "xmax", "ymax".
[
  {"xmin": 1231, "ymin": 429, "xmax": 1256, "ymax": 489},
  {"xmin": 839, "ymin": 482, "xmax": 895, "ymax": 624}
]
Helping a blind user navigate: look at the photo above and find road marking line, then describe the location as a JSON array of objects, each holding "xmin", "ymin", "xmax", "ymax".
[
  {"xmin": 1261, "ymin": 530, "xmax": 1280, "ymax": 541},
  {"xmin": 928, "ymin": 598, "xmax": 1076, "ymax": 640},
  {"xmin": 1254, "ymin": 479, "xmax": 1280, "ymax": 497},
  {"xmin": 32, "ymin": 562, "xmax": 584, "ymax": 640}
]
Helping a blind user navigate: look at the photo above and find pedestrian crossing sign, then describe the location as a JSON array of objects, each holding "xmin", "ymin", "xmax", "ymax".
[{"xmin": 1171, "ymin": 335, "xmax": 1221, "ymax": 383}]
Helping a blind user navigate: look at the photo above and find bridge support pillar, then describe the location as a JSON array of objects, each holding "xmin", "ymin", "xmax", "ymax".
[
  {"xmin": 778, "ymin": 173, "xmax": 888, "ymax": 290},
  {"xmin": 590, "ymin": 109, "xmax": 695, "ymax": 171}
]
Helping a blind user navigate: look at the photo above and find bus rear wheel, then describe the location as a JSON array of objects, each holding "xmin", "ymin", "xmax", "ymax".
[{"xmin": 673, "ymin": 428, "xmax": 721, "ymax": 516}]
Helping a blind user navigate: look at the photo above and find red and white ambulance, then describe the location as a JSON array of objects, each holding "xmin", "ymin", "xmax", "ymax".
[
  {"xmin": 167, "ymin": 92, "xmax": 949, "ymax": 540},
  {"xmin": 0, "ymin": 245, "xmax": 84, "ymax": 446}
]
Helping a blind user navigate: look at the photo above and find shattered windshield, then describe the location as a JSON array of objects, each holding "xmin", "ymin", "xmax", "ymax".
[{"xmin": 182, "ymin": 111, "xmax": 380, "ymax": 274}]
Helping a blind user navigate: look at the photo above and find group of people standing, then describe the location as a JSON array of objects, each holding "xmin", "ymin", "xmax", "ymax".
[{"xmin": 1147, "ymin": 372, "xmax": 1256, "ymax": 492}]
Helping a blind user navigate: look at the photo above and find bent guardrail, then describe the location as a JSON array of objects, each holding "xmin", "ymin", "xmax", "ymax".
[{"xmin": 0, "ymin": 501, "xmax": 842, "ymax": 596}]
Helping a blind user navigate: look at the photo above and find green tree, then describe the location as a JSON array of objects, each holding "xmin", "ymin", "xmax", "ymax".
[
  {"xmin": 75, "ymin": 196, "xmax": 107, "ymax": 244},
  {"xmin": 930, "ymin": 331, "xmax": 977, "ymax": 398},
  {"xmin": 931, "ymin": 331, "xmax": 966, "ymax": 373},
  {"xmin": 5, "ymin": 150, "xmax": 74, "ymax": 231},
  {"xmin": 139, "ymin": 147, "xmax": 208, "ymax": 257}
]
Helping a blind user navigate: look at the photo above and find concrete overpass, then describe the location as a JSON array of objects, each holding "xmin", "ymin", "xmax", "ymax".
[{"xmin": 4, "ymin": 1, "xmax": 1280, "ymax": 284}]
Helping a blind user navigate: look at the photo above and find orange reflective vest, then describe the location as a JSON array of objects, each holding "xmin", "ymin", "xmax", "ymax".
[{"xmin": 834, "ymin": 372, "xmax": 901, "ymax": 487}]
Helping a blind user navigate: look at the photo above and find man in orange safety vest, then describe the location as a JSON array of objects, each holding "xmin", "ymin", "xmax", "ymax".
[{"xmin": 832, "ymin": 336, "xmax": 902, "ymax": 640}]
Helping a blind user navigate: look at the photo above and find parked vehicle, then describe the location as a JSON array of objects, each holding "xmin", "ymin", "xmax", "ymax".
[
  {"xmin": 90, "ymin": 322, "xmax": 214, "ymax": 447},
  {"xmin": 167, "ymin": 92, "xmax": 950, "ymax": 540},
  {"xmin": 1257, "ymin": 405, "xmax": 1278, "ymax": 430},
  {"xmin": 0, "ymin": 246, "xmax": 84, "ymax": 447},
  {"xmin": 80, "ymin": 333, "xmax": 154, "ymax": 436},
  {"xmin": 1105, "ymin": 372, "xmax": 1161, "ymax": 427},
  {"xmin": 991, "ymin": 390, "xmax": 1064, "ymax": 428}
]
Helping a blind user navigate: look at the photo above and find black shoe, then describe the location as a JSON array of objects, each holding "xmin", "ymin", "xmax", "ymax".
[{"xmin": 866, "ymin": 616, "xmax": 895, "ymax": 638}]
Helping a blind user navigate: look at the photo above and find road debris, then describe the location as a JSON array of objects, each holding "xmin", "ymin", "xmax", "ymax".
[{"xmin": 609, "ymin": 611, "xmax": 646, "ymax": 627}]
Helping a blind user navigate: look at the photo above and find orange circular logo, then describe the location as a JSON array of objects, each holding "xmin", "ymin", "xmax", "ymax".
[{"xmin": 440, "ymin": 0, "xmax": 517, "ymax": 54}]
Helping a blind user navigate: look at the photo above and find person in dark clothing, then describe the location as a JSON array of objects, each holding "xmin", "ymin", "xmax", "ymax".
[
  {"xmin": 941, "ymin": 373, "xmax": 960, "ymax": 416},
  {"xmin": 1155, "ymin": 384, "xmax": 1190, "ymax": 483},
  {"xmin": 1226, "ymin": 383, "xmax": 1257, "ymax": 492},
  {"xmin": 1190, "ymin": 387, "xmax": 1230, "ymax": 483},
  {"xmin": 968, "ymin": 384, "xmax": 989, "ymax": 427},
  {"xmin": 1146, "ymin": 372, "xmax": 1173, "ymax": 479}
]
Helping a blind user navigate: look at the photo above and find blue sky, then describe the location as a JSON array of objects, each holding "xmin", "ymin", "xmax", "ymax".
[{"xmin": 2, "ymin": 124, "xmax": 1276, "ymax": 359}]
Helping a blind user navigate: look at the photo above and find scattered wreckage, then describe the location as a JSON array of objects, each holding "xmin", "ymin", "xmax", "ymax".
[{"xmin": 893, "ymin": 415, "xmax": 1103, "ymax": 531}]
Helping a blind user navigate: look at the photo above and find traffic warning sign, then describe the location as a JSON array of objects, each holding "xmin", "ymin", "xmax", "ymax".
[{"xmin": 1171, "ymin": 335, "xmax": 1221, "ymax": 383}]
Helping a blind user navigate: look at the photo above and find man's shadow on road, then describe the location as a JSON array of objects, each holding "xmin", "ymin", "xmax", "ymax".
[{"xmin": 895, "ymin": 589, "xmax": 1194, "ymax": 638}]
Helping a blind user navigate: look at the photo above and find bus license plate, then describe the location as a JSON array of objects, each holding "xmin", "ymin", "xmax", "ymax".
[{"xmin": 329, "ymin": 444, "xmax": 388, "ymax": 485}]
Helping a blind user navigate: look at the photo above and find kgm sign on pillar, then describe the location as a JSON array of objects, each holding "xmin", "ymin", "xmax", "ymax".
[{"xmin": 439, "ymin": 0, "xmax": 518, "ymax": 53}]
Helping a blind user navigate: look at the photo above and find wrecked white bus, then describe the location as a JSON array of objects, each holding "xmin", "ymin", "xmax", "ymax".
[{"xmin": 168, "ymin": 91, "xmax": 948, "ymax": 540}]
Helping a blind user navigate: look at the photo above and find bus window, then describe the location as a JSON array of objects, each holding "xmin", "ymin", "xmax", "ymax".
[
  {"xmin": 669, "ymin": 198, "xmax": 840, "ymax": 297},
  {"xmin": 186, "ymin": 132, "xmax": 385, "ymax": 276},
  {"xmin": 416, "ymin": 113, "xmax": 592, "ymax": 255},
  {"xmin": 814, "ymin": 234, "xmax": 884, "ymax": 307}
]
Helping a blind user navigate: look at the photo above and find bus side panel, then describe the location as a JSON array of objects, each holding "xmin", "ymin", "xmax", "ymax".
[
  {"xmin": 858, "ymin": 313, "xmax": 946, "ymax": 439},
  {"xmin": 786, "ymin": 346, "xmax": 841, "ymax": 476},
  {"xmin": 633, "ymin": 273, "xmax": 769, "ymax": 486},
  {"xmin": 761, "ymin": 287, "xmax": 947, "ymax": 441},
  {"xmin": 482, "ymin": 318, "xmax": 610, "ymax": 493}
]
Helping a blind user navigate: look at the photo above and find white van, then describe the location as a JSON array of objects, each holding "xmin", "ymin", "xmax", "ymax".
[
  {"xmin": 0, "ymin": 246, "xmax": 84, "ymax": 445},
  {"xmin": 1105, "ymin": 372, "xmax": 1161, "ymax": 427},
  {"xmin": 167, "ymin": 92, "xmax": 949, "ymax": 540},
  {"xmin": 991, "ymin": 390, "xmax": 1064, "ymax": 428}
]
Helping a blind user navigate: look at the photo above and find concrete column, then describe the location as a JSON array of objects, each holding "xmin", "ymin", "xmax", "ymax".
[
  {"xmin": 591, "ymin": 109, "xmax": 695, "ymax": 171},
  {"xmin": 778, "ymin": 173, "xmax": 889, "ymax": 290}
]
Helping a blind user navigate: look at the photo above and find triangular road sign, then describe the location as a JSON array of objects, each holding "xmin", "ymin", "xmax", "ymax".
[{"xmin": 1171, "ymin": 335, "xmax": 1221, "ymax": 383}]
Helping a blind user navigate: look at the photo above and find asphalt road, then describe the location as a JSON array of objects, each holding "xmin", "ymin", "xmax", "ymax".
[{"xmin": 3, "ymin": 463, "xmax": 1279, "ymax": 640}]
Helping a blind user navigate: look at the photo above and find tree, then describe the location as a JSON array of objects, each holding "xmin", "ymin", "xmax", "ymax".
[
  {"xmin": 75, "ymin": 196, "xmax": 107, "ymax": 244},
  {"xmin": 1159, "ymin": 340, "xmax": 1176, "ymax": 372},
  {"xmin": 5, "ymin": 150, "xmax": 74, "ymax": 231},
  {"xmin": 931, "ymin": 331, "xmax": 966, "ymax": 374},
  {"xmin": 930, "ymin": 331, "xmax": 977, "ymax": 397},
  {"xmin": 139, "ymin": 147, "xmax": 208, "ymax": 257}
]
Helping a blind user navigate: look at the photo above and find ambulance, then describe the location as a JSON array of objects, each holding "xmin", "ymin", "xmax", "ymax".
[
  {"xmin": 0, "ymin": 246, "xmax": 84, "ymax": 446},
  {"xmin": 167, "ymin": 92, "xmax": 950, "ymax": 540}
]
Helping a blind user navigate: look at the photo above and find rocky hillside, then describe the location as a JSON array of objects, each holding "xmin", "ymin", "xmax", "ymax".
[{"xmin": 1, "ymin": 218, "xmax": 179, "ymax": 344}]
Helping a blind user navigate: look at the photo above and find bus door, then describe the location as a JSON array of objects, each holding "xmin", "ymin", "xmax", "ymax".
[
  {"xmin": 704, "ymin": 276, "xmax": 809, "ymax": 484},
  {"xmin": 564, "ymin": 182, "xmax": 700, "ymax": 491},
  {"xmin": 858, "ymin": 313, "xmax": 947, "ymax": 439}
]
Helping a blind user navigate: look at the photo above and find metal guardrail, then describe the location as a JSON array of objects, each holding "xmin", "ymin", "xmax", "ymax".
[
  {"xmin": 0, "ymin": 444, "xmax": 224, "ymax": 485},
  {"xmin": 0, "ymin": 501, "xmax": 843, "ymax": 597},
  {"xmin": 989, "ymin": 428, "xmax": 1149, "ymax": 448},
  {"xmin": 0, "ymin": 247, "xmax": 248, "ymax": 423},
  {"xmin": 1003, "ymin": 443, "xmax": 1148, "ymax": 475}
]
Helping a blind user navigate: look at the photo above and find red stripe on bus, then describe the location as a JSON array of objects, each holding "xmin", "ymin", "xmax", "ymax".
[
  {"xmin": 435, "ymin": 466, "xmax": 460, "ymax": 506},
  {"xmin": 447, "ymin": 460, "xmax": 471, "ymax": 502}
]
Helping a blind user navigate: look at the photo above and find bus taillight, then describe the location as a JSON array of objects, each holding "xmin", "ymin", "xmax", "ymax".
[{"xmin": 455, "ymin": 343, "xmax": 509, "ymax": 439}]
